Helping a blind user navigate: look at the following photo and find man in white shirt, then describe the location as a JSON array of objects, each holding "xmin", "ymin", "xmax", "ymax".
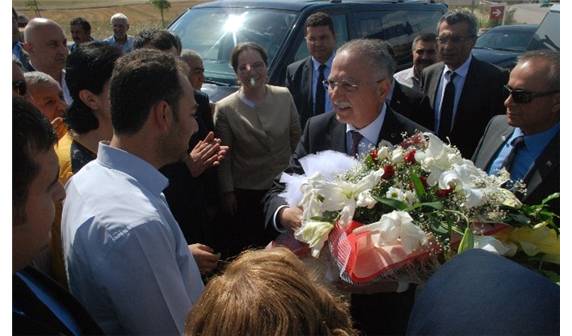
[
  {"xmin": 103, "ymin": 13, "xmax": 135, "ymax": 54},
  {"xmin": 393, "ymin": 33, "xmax": 437, "ymax": 92},
  {"xmin": 22, "ymin": 18, "xmax": 72, "ymax": 104},
  {"xmin": 62, "ymin": 49, "xmax": 204, "ymax": 335}
]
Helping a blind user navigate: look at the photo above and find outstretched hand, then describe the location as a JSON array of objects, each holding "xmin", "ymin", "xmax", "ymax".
[{"xmin": 188, "ymin": 243, "xmax": 220, "ymax": 275}]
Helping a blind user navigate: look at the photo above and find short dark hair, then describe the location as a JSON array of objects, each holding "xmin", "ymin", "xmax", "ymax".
[
  {"xmin": 110, "ymin": 48, "xmax": 183, "ymax": 135},
  {"xmin": 65, "ymin": 41, "xmax": 122, "ymax": 134},
  {"xmin": 412, "ymin": 33, "xmax": 437, "ymax": 51},
  {"xmin": 133, "ymin": 28, "xmax": 180, "ymax": 55},
  {"xmin": 70, "ymin": 17, "xmax": 91, "ymax": 34},
  {"xmin": 230, "ymin": 42, "xmax": 268, "ymax": 73},
  {"xmin": 517, "ymin": 50, "xmax": 559, "ymax": 91},
  {"xmin": 304, "ymin": 12, "xmax": 335, "ymax": 36},
  {"xmin": 437, "ymin": 11, "xmax": 478, "ymax": 38},
  {"xmin": 13, "ymin": 96, "xmax": 57, "ymax": 222}
]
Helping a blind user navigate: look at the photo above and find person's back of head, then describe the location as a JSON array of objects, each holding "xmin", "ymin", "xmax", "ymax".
[
  {"xmin": 65, "ymin": 41, "xmax": 122, "ymax": 135},
  {"xmin": 185, "ymin": 248, "xmax": 356, "ymax": 336},
  {"xmin": 133, "ymin": 28, "xmax": 181, "ymax": 56},
  {"xmin": 110, "ymin": 48, "xmax": 183, "ymax": 136}
]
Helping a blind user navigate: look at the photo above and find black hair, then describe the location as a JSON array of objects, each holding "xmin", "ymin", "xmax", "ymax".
[
  {"xmin": 70, "ymin": 17, "xmax": 91, "ymax": 34},
  {"xmin": 13, "ymin": 96, "xmax": 57, "ymax": 221},
  {"xmin": 65, "ymin": 41, "xmax": 122, "ymax": 134},
  {"xmin": 134, "ymin": 28, "xmax": 181, "ymax": 55},
  {"xmin": 110, "ymin": 48, "xmax": 183, "ymax": 135},
  {"xmin": 230, "ymin": 42, "xmax": 268, "ymax": 73},
  {"xmin": 304, "ymin": 12, "xmax": 335, "ymax": 36}
]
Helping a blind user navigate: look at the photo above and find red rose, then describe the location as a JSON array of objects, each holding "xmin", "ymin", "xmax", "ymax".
[
  {"xmin": 420, "ymin": 176, "xmax": 429, "ymax": 188},
  {"xmin": 369, "ymin": 149, "xmax": 378, "ymax": 160},
  {"xmin": 404, "ymin": 149, "xmax": 416, "ymax": 164},
  {"xmin": 382, "ymin": 164, "xmax": 395, "ymax": 179},
  {"xmin": 435, "ymin": 187, "xmax": 453, "ymax": 198}
]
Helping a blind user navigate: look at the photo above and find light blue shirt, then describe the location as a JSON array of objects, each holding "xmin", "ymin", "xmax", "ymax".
[
  {"xmin": 488, "ymin": 123, "xmax": 559, "ymax": 180},
  {"xmin": 62, "ymin": 142, "xmax": 204, "ymax": 335},
  {"xmin": 102, "ymin": 35, "xmax": 134, "ymax": 54},
  {"xmin": 311, "ymin": 55, "xmax": 334, "ymax": 114},
  {"xmin": 346, "ymin": 103, "xmax": 387, "ymax": 156},
  {"xmin": 434, "ymin": 55, "xmax": 472, "ymax": 134}
]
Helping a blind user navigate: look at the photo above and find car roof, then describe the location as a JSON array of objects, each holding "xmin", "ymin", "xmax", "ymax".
[{"xmin": 194, "ymin": 0, "xmax": 441, "ymax": 11}]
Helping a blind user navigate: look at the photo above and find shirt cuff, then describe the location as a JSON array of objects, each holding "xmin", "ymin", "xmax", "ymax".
[{"xmin": 272, "ymin": 205, "xmax": 289, "ymax": 233}]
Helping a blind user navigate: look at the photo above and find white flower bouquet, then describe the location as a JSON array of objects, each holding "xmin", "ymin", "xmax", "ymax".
[{"xmin": 274, "ymin": 132, "xmax": 559, "ymax": 285}]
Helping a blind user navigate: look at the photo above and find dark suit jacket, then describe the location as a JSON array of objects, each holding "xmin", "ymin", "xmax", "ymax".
[
  {"xmin": 263, "ymin": 106, "xmax": 429, "ymax": 335},
  {"xmin": 390, "ymin": 81, "xmax": 434, "ymax": 129},
  {"xmin": 421, "ymin": 57, "xmax": 508, "ymax": 158},
  {"xmin": 285, "ymin": 56, "xmax": 314, "ymax": 129},
  {"xmin": 472, "ymin": 115, "xmax": 559, "ymax": 207},
  {"xmin": 13, "ymin": 266, "xmax": 103, "ymax": 335}
]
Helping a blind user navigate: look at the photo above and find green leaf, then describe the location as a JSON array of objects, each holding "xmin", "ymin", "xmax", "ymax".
[
  {"xmin": 375, "ymin": 197, "xmax": 409, "ymax": 210},
  {"xmin": 429, "ymin": 219, "xmax": 449, "ymax": 235},
  {"xmin": 507, "ymin": 212, "xmax": 531, "ymax": 225},
  {"xmin": 410, "ymin": 173, "xmax": 426, "ymax": 198},
  {"xmin": 541, "ymin": 192, "xmax": 560, "ymax": 205},
  {"xmin": 457, "ymin": 227, "xmax": 474, "ymax": 254},
  {"xmin": 420, "ymin": 201, "xmax": 443, "ymax": 211}
]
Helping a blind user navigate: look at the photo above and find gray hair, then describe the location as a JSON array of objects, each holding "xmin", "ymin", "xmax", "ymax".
[
  {"xmin": 337, "ymin": 38, "xmax": 396, "ymax": 79},
  {"xmin": 24, "ymin": 71, "xmax": 59, "ymax": 87},
  {"xmin": 411, "ymin": 33, "xmax": 437, "ymax": 51},
  {"xmin": 517, "ymin": 50, "xmax": 559, "ymax": 91},
  {"xmin": 181, "ymin": 49, "xmax": 202, "ymax": 64},
  {"xmin": 110, "ymin": 13, "xmax": 128, "ymax": 24},
  {"xmin": 437, "ymin": 11, "xmax": 478, "ymax": 38}
]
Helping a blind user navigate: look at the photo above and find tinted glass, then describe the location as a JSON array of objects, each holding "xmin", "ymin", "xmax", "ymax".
[
  {"xmin": 353, "ymin": 10, "xmax": 443, "ymax": 69},
  {"xmin": 527, "ymin": 10, "xmax": 559, "ymax": 51},
  {"xmin": 293, "ymin": 14, "xmax": 349, "ymax": 62},
  {"xmin": 475, "ymin": 28, "xmax": 536, "ymax": 52},
  {"xmin": 170, "ymin": 8, "xmax": 297, "ymax": 84}
]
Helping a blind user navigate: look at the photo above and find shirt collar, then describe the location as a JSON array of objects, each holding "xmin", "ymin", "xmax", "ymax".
[
  {"xmin": 311, "ymin": 53, "xmax": 335, "ymax": 70},
  {"xmin": 444, "ymin": 54, "xmax": 472, "ymax": 78},
  {"xmin": 346, "ymin": 104, "xmax": 387, "ymax": 145},
  {"xmin": 517, "ymin": 123, "xmax": 559, "ymax": 151},
  {"xmin": 96, "ymin": 142, "xmax": 169, "ymax": 196}
]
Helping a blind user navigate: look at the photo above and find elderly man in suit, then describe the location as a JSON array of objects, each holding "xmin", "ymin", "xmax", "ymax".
[
  {"xmin": 285, "ymin": 12, "xmax": 336, "ymax": 129},
  {"xmin": 473, "ymin": 50, "xmax": 559, "ymax": 207},
  {"xmin": 420, "ymin": 11, "xmax": 507, "ymax": 158},
  {"xmin": 264, "ymin": 38, "xmax": 428, "ymax": 335}
]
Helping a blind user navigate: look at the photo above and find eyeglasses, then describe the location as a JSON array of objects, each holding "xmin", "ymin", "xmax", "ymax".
[
  {"xmin": 503, "ymin": 85, "xmax": 559, "ymax": 104},
  {"xmin": 436, "ymin": 35, "xmax": 475, "ymax": 44},
  {"xmin": 322, "ymin": 78, "xmax": 384, "ymax": 92},
  {"xmin": 12, "ymin": 80, "xmax": 27, "ymax": 96},
  {"xmin": 237, "ymin": 62, "xmax": 265, "ymax": 73}
]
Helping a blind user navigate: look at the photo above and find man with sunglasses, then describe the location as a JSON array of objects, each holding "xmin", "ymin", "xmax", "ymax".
[
  {"xmin": 420, "ymin": 11, "xmax": 507, "ymax": 158},
  {"xmin": 473, "ymin": 50, "xmax": 559, "ymax": 208}
]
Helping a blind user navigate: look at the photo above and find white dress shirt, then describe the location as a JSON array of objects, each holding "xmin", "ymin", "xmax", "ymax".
[{"xmin": 62, "ymin": 142, "xmax": 204, "ymax": 335}]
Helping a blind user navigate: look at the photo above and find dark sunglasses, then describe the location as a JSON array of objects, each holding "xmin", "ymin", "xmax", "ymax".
[
  {"xmin": 13, "ymin": 80, "xmax": 27, "ymax": 96},
  {"xmin": 503, "ymin": 85, "xmax": 558, "ymax": 104}
]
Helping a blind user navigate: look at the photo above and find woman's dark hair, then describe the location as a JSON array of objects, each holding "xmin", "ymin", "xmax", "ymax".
[
  {"xmin": 13, "ymin": 96, "xmax": 56, "ymax": 222},
  {"xmin": 65, "ymin": 41, "xmax": 122, "ymax": 134},
  {"xmin": 230, "ymin": 42, "xmax": 268, "ymax": 73}
]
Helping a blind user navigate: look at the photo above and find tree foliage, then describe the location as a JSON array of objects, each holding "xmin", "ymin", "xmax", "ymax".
[{"xmin": 149, "ymin": 0, "xmax": 171, "ymax": 28}]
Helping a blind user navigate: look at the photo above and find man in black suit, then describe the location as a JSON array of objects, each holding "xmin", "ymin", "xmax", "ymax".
[
  {"xmin": 473, "ymin": 50, "xmax": 559, "ymax": 207},
  {"xmin": 13, "ymin": 96, "xmax": 103, "ymax": 335},
  {"xmin": 420, "ymin": 11, "xmax": 507, "ymax": 158},
  {"xmin": 285, "ymin": 12, "xmax": 336, "ymax": 129},
  {"xmin": 265, "ymin": 39, "xmax": 428, "ymax": 335}
]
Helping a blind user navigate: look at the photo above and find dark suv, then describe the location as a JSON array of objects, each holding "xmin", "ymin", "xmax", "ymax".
[{"xmin": 169, "ymin": 0, "xmax": 447, "ymax": 101}]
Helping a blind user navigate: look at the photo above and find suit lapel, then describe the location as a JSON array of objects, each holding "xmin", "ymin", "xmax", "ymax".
[
  {"xmin": 303, "ymin": 57, "xmax": 314, "ymax": 115},
  {"xmin": 428, "ymin": 64, "xmax": 444, "ymax": 107},
  {"xmin": 378, "ymin": 106, "xmax": 406, "ymax": 145},
  {"xmin": 480, "ymin": 123, "xmax": 514, "ymax": 172},
  {"xmin": 524, "ymin": 132, "xmax": 559, "ymax": 197},
  {"xmin": 330, "ymin": 117, "xmax": 347, "ymax": 153},
  {"xmin": 452, "ymin": 58, "xmax": 479, "ymax": 132}
]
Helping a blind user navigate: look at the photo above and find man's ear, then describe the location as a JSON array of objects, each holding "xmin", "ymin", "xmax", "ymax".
[
  {"xmin": 151, "ymin": 100, "xmax": 172, "ymax": 133},
  {"xmin": 377, "ymin": 78, "xmax": 391, "ymax": 102},
  {"xmin": 78, "ymin": 89, "xmax": 99, "ymax": 111},
  {"xmin": 22, "ymin": 41, "xmax": 33, "ymax": 55}
]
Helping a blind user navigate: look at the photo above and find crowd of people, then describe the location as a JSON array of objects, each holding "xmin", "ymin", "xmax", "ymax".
[{"xmin": 12, "ymin": 6, "xmax": 559, "ymax": 336}]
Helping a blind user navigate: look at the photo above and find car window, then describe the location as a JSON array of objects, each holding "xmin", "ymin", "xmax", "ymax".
[
  {"xmin": 528, "ymin": 10, "xmax": 559, "ymax": 51},
  {"xmin": 293, "ymin": 14, "xmax": 349, "ymax": 62},
  {"xmin": 353, "ymin": 10, "xmax": 442, "ymax": 69},
  {"xmin": 170, "ymin": 7, "xmax": 297, "ymax": 84},
  {"xmin": 475, "ymin": 29, "xmax": 536, "ymax": 52}
]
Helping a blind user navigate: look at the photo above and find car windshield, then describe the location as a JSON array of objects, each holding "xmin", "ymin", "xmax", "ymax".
[
  {"xmin": 528, "ymin": 10, "xmax": 559, "ymax": 51},
  {"xmin": 170, "ymin": 7, "xmax": 297, "ymax": 85},
  {"xmin": 475, "ymin": 28, "xmax": 535, "ymax": 52}
]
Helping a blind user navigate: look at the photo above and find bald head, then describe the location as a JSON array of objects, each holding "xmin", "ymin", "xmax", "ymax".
[{"xmin": 23, "ymin": 18, "xmax": 68, "ymax": 77}]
